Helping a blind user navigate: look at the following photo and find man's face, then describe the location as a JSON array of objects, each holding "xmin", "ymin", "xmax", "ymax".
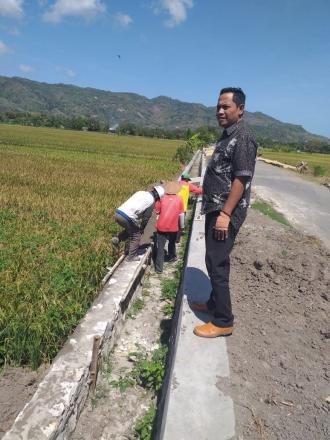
[{"xmin": 216, "ymin": 92, "xmax": 244, "ymax": 128}]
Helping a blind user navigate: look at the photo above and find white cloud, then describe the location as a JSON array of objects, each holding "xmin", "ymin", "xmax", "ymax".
[
  {"xmin": 19, "ymin": 63, "xmax": 33, "ymax": 73},
  {"xmin": 155, "ymin": 0, "xmax": 193, "ymax": 27},
  {"xmin": 65, "ymin": 68, "xmax": 76, "ymax": 78},
  {"xmin": 0, "ymin": 0, "xmax": 24, "ymax": 18},
  {"xmin": 114, "ymin": 12, "xmax": 133, "ymax": 28},
  {"xmin": 43, "ymin": 0, "xmax": 106, "ymax": 23},
  {"xmin": 0, "ymin": 40, "xmax": 9, "ymax": 54},
  {"xmin": 56, "ymin": 66, "xmax": 76, "ymax": 78}
]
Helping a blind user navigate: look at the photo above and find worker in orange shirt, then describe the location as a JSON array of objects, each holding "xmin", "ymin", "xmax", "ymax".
[{"xmin": 154, "ymin": 181, "xmax": 184, "ymax": 274}]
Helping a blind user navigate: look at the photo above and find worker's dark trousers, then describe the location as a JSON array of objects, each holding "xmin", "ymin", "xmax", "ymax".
[
  {"xmin": 114, "ymin": 213, "xmax": 141, "ymax": 259},
  {"xmin": 205, "ymin": 211, "xmax": 238, "ymax": 328},
  {"xmin": 155, "ymin": 231, "xmax": 177, "ymax": 273}
]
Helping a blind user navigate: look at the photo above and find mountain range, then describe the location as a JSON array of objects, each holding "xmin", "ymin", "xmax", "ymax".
[{"xmin": 0, "ymin": 75, "xmax": 327, "ymax": 143}]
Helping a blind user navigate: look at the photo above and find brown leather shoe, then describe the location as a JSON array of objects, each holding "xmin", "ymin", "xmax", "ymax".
[
  {"xmin": 190, "ymin": 302, "xmax": 211, "ymax": 314},
  {"xmin": 193, "ymin": 322, "xmax": 233, "ymax": 338}
]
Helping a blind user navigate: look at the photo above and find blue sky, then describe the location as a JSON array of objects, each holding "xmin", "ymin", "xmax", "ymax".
[{"xmin": 0, "ymin": 0, "xmax": 330, "ymax": 138}]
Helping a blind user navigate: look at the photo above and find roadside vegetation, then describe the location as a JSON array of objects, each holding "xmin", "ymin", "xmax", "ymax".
[
  {"xmin": 174, "ymin": 132, "xmax": 211, "ymax": 164},
  {"xmin": 0, "ymin": 124, "xmax": 181, "ymax": 368},
  {"xmin": 252, "ymin": 200, "xmax": 291, "ymax": 226}
]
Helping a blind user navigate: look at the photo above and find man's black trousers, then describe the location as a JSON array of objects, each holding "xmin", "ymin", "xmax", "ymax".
[{"xmin": 205, "ymin": 211, "xmax": 238, "ymax": 328}]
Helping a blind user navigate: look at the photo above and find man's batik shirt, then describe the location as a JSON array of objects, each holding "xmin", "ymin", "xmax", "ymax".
[{"xmin": 202, "ymin": 119, "xmax": 258, "ymax": 230}]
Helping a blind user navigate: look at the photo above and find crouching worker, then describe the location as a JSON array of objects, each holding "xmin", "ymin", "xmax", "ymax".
[
  {"xmin": 112, "ymin": 185, "xmax": 165, "ymax": 261},
  {"xmin": 154, "ymin": 181, "xmax": 184, "ymax": 274}
]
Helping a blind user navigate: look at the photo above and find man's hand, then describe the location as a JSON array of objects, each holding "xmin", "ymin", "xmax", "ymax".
[{"xmin": 213, "ymin": 211, "xmax": 231, "ymax": 240}]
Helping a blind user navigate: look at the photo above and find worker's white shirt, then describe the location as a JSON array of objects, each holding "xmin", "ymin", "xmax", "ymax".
[{"xmin": 117, "ymin": 191, "xmax": 154, "ymax": 224}]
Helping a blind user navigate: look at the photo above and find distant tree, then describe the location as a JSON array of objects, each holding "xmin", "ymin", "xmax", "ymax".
[
  {"xmin": 87, "ymin": 117, "xmax": 100, "ymax": 131},
  {"xmin": 69, "ymin": 116, "xmax": 88, "ymax": 130}
]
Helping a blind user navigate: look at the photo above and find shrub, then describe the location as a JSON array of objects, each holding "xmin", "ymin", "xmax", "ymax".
[
  {"xmin": 174, "ymin": 133, "xmax": 209, "ymax": 164},
  {"xmin": 313, "ymin": 165, "xmax": 326, "ymax": 177}
]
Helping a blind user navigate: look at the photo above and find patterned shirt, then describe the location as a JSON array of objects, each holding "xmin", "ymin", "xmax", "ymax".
[{"xmin": 202, "ymin": 119, "xmax": 258, "ymax": 230}]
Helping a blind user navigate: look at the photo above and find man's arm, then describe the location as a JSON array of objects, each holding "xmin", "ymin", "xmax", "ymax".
[
  {"xmin": 222, "ymin": 176, "xmax": 246, "ymax": 215},
  {"xmin": 213, "ymin": 176, "xmax": 247, "ymax": 240}
]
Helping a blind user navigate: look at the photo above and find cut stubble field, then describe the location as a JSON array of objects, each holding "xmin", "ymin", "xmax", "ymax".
[{"xmin": 0, "ymin": 124, "xmax": 181, "ymax": 368}]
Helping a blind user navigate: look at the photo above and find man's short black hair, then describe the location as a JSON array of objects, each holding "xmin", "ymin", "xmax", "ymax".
[{"xmin": 220, "ymin": 87, "xmax": 246, "ymax": 107}]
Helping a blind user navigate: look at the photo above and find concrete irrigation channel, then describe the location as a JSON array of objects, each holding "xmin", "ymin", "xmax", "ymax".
[{"xmin": 2, "ymin": 151, "xmax": 202, "ymax": 440}]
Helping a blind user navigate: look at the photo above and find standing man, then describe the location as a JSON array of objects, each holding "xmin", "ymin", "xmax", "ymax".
[{"xmin": 192, "ymin": 87, "xmax": 257, "ymax": 338}]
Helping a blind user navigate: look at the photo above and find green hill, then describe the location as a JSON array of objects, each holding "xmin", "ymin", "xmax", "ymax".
[{"xmin": 0, "ymin": 75, "xmax": 327, "ymax": 143}]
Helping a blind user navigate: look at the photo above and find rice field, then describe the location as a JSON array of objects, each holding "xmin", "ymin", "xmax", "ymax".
[
  {"xmin": 261, "ymin": 149, "xmax": 330, "ymax": 178},
  {"xmin": 0, "ymin": 124, "xmax": 181, "ymax": 368}
]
